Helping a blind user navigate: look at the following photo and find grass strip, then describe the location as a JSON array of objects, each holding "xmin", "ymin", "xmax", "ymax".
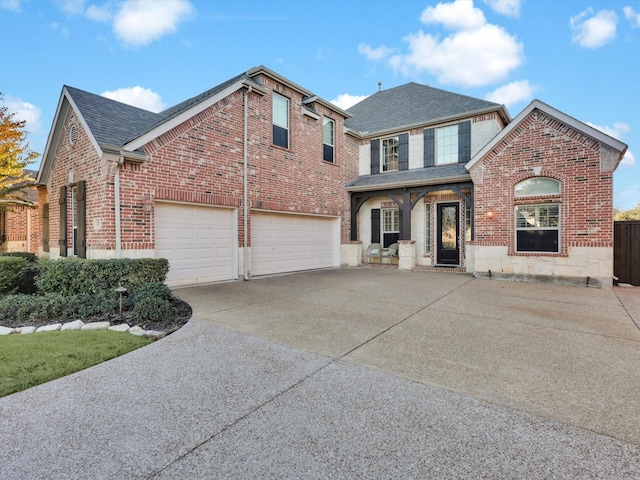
[{"xmin": 0, "ymin": 330, "xmax": 153, "ymax": 398}]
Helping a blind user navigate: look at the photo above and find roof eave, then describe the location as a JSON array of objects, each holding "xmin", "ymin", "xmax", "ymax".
[{"xmin": 345, "ymin": 174, "xmax": 472, "ymax": 192}]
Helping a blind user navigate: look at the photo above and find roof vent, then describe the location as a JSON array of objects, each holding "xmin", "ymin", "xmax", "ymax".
[{"xmin": 69, "ymin": 125, "xmax": 77, "ymax": 146}]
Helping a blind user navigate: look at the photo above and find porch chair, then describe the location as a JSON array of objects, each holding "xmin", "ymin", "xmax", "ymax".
[
  {"xmin": 381, "ymin": 243, "xmax": 399, "ymax": 264},
  {"xmin": 366, "ymin": 243, "xmax": 382, "ymax": 264}
]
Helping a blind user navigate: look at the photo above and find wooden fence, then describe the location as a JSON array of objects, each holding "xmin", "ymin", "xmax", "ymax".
[{"xmin": 614, "ymin": 221, "xmax": 640, "ymax": 286}]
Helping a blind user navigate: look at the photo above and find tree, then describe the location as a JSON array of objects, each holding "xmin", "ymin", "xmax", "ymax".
[
  {"xmin": 615, "ymin": 203, "xmax": 640, "ymax": 221},
  {"xmin": 0, "ymin": 94, "xmax": 39, "ymax": 212}
]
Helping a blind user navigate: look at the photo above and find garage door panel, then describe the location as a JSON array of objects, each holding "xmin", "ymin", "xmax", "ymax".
[
  {"xmin": 155, "ymin": 203, "xmax": 235, "ymax": 286},
  {"xmin": 251, "ymin": 213, "xmax": 338, "ymax": 276}
]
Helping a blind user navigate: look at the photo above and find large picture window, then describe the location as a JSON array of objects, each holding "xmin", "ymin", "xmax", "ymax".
[
  {"xmin": 382, "ymin": 136, "xmax": 399, "ymax": 172},
  {"xmin": 272, "ymin": 93, "xmax": 289, "ymax": 149},
  {"xmin": 515, "ymin": 204, "xmax": 560, "ymax": 253}
]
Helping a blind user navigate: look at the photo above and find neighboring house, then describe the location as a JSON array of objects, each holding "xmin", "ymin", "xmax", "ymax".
[
  {"xmin": 37, "ymin": 66, "xmax": 357, "ymax": 286},
  {"xmin": 345, "ymin": 85, "xmax": 627, "ymax": 287},
  {"xmin": 0, "ymin": 170, "xmax": 39, "ymax": 255},
  {"xmin": 37, "ymin": 66, "xmax": 627, "ymax": 287}
]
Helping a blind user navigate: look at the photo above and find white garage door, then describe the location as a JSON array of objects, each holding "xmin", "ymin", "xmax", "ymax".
[
  {"xmin": 251, "ymin": 212, "xmax": 338, "ymax": 276},
  {"xmin": 155, "ymin": 203, "xmax": 235, "ymax": 287}
]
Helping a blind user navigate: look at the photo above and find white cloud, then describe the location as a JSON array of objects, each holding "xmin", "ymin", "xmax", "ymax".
[
  {"xmin": 2, "ymin": 95, "xmax": 42, "ymax": 134},
  {"xmin": 357, "ymin": 43, "xmax": 393, "ymax": 61},
  {"xmin": 101, "ymin": 87, "xmax": 166, "ymax": 112},
  {"xmin": 485, "ymin": 80, "xmax": 537, "ymax": 108},
  {"xmin": 620, "ymin": 150, "xmax": 635, "ymax": 167},
  {"xmin": 86, "ymin": 3, "xmax": 112, "ymax": 22},
  {"xmin": 330, "ymin": 94, "xmax": 369, "ymax": 110},
  {"xmin": 0, "ymin": 0, "xmax": 21, "ymax": 12},
  {"xmin": 483, "ymin": 0, "xmax": 521, "ymax": 18},
  {"xmin": 54, "ymin": 0, "xmax": 85, "ymax": 16},
  {"xmin": 113, "ymin": 0, "xmax": 194, "ymax": 47},
  {"xmin": 623, "ymin": 6, "xmax": 640, "ymax": 28},
  {"xmin": 421, "ymin": 0, "xmax": 486, "ymax": 30},
  {"xmin": 389, "ymin": 23, "xmax": 524, "ymax": 87},
  {"xmin": 570, "ymin": 8, "xmax": 617, "ymax": 49}
]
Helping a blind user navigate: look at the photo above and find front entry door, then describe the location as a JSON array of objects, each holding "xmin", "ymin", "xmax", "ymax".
[{"xmin": 437, "ymin": 203, "xmax": 459, "ymax": 265}]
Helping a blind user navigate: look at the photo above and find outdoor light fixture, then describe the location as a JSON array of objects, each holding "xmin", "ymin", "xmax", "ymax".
[{"xmin": 116, "ymin": 285, "xmax": 127, "ymax": 321}]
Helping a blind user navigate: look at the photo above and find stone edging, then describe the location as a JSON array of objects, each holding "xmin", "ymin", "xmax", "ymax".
[{"xmin": 0, "ymin": 320, "xmax": 167, "ymax": 340}]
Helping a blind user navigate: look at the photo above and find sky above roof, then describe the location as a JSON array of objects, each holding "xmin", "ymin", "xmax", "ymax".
[{"xmin": 2, "ymin": 0, "xmax": 638, "ymax": 209}]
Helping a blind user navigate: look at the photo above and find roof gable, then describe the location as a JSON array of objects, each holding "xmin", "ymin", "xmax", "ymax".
[
  {"xmin": 344, "ymin": 82, "xmax": 507, "ymax": 135},
  {"xmin": 466, "ymin": 99, "xmax": 628, "ymax": 171}
]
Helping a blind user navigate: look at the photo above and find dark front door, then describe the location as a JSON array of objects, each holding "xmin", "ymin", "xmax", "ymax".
[{"xmin": 437, "ymin": 203, "xmax": 459, "ymax": 265}]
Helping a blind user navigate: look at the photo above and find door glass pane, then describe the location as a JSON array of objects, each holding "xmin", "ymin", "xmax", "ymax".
[{"xmin": 441, "ymin": 206, "xmax": 457, "ymax": 249}]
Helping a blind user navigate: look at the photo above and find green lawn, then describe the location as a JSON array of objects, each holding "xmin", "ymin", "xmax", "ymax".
[{"xmin": 0, "ymin": 330, "xmax": 153, "ymax": 398}]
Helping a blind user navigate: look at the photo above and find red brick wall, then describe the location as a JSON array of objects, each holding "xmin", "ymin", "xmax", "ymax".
[
  {"xmin": 472, "ymin": 109, "xmax": 613, "ymax": 255},
  {"xmin": 1, "ymin": 203, "xmax": 39, "ymax": 254}
]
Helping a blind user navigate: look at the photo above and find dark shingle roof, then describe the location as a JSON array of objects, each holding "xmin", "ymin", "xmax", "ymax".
[
  {"xmin": 345, "ymin": 82, "xmax": 502, "ymax": 135},
  {"xmin": 346, "ymin": 163, "xmax": 470, "ymax": 191},
  {"xmin": 64, "ymin": 86, "xmax": 161, "ymax": 149},
  {"xmin": 64, "ymin": 72, "xmax": 260, "ymax": 151}
]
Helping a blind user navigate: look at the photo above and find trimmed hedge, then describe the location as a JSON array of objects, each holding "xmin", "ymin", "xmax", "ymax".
[
  {"xmin": 36, "ymin": 258, "xmax": 169, "ymax": 296},
  {"xmin": 0, "ymin": 257, "xmax": 26, "ymax": 295}
]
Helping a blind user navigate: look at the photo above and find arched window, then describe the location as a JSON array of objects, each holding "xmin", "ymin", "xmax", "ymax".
[{"xmin": 515, "ymin": 177, "xmax": 560, "ymax": 197}]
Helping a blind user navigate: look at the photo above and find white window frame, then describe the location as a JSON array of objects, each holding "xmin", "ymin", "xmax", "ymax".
[
  {"xmin": 382, "ymin": 208, "xmax": 399, "ymax": 238},
  {"xmin": 515, "ymin": 177, "xmax": 561, "ymax": 197},
  {"xmin": 381, "ymin": 136, "xmax": 399, "ymax": 172},
  {"xmin": 436, "ymin": 124, "xmax": 458, "ymax": 166},
  {"xmin": 425, "ymin": 203, "xmax": 431, "ymax": 254},
  {"xmin": 272, "ymin": 93, "xmax": 289, "ymax": 149}
]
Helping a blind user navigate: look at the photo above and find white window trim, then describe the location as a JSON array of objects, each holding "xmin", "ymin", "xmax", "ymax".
[
  {"xmin": 435, "ymin": 124, "xmax": 458, "ymax": 166},
  {"xmin": 381, "ymin": 136, "xmax": 399, "ymax": 172},
  {"xmin": 514, "ymin": 203, "xmax": 561, "ymax": 253}
]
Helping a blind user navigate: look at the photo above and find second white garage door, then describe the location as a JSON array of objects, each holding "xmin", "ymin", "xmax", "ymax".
[
  {"xmin": 251, "ymin": 212, "xmax": 339, "ymax": 276},
  {"xmin": 155, "ymin": 203, "xmax": 235, "ymax": 287}
]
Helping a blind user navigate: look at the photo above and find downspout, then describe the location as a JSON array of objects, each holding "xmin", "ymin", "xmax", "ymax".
[
  {"xmin": 114, "ymin": 155, "xmax": 124, "ymax": 258},
  {"xmin": 243, "ymin": 86, "xmax": 252, "ymax": 280}
]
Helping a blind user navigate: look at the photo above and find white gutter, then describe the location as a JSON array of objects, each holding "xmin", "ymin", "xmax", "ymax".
[
  {"xmin": 114, "ymin": 156, "xmax": 124, "ymax": 258},
  {"xmin": 243, "ymin": 86, "xmax": 251, "ymax": 280}
]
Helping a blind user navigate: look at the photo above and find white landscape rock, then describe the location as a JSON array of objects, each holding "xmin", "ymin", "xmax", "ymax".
[
  {"xmin": 36, "ymin": 323, "xmax": 62, "ymax": 333},
  {"xmin": 0, "ymin": 326, "xmax": 15, "ymax": 335},
  {"xmin": 18, "ymin": 326, "xmax": 36, "ymax": 334},
  {"xmin": 108, "ymin": 324, "xmax": 130, "ymax": 332},
  {"xmin": 142, "ymin": 330, "xmax": 167, "ymax": 340},
  {"xmin": 61, "ymin": 320, "xmax": 85, "ymax": 331},
  {"xmin": 80, "ymin": 321, "xmax": 111, "ymax": 331},
  {"xmin": 128, "ymin": 326, "xmax": 145, "ymax": 336}
]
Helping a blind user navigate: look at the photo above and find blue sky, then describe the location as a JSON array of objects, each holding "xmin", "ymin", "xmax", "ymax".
[{"xmin": 2, "ymin": 0, "xmax": 639, "ymax": 209}]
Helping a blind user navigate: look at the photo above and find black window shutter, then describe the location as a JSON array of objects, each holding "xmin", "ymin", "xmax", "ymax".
[
  {"xmin": 42, "ymin": 203, "xmax": 50, "ymax": 253},
  {"xmin": 76, "ymin": 181, "xmax": 86, "ymax": 258},
  {"xmin": 398, "ymin": 133, "xmax": 409, "ymax": 170},
  {"xmin": 424, "ymin": 128, "xmax": 435, "ymax": 167},
  {"xmin": 458, "ymin": 120, "xmax": 471, "ymax": 163},
  {"xmin": 370, "ymin": 139, "xmax": 380, "ymax": 174},
  {"xmin": 370, "ymin": 208, "xmax": 380, "ymax": 244},
  {"xmin": 59, "ymin": 186, "xmax": 67, "ymax": 257}
]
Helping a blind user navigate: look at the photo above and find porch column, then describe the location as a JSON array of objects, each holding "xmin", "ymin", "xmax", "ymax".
[
  {"xmin": 400, "ymin": 190, "xmax": 411, "ymax": 239},
  {"xmin": 398, "ymin": 240, "xmax": 416, "ymax": 270}
]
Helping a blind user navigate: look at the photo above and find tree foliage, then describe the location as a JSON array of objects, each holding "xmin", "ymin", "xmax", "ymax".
[
  {"xmin": 615, "ymin": 203, "xmax": 640, "ymax": 221},
  {"xmin": 0, "ymin": 94, "xmax": 39, "ymax": 212}
]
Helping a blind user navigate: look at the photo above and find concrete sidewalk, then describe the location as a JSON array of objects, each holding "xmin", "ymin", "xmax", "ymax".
[{"xmin": 1, "ymin": 268, "xmax": 639, "ymax": 479}]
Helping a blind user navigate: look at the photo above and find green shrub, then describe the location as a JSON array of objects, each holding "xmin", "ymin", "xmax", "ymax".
[
  {"xmin": 131, "ymin": 296, "xmax": 175, "ymax": 325},
  {"xmin": 0, "ymin": 257, "xmax": 26, "ymax": 295},
  {"xmin": 36, "ymin": 258, "xmax": 169, "ymax": 296},
  {"xmin": 1, "ymin": 252, "xmax": 38, "ymax": 262}
]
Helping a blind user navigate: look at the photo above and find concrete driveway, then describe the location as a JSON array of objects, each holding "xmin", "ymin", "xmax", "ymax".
[{"xmin": 1, "ymin": 268, "xmax": 639, "ymax": 479}]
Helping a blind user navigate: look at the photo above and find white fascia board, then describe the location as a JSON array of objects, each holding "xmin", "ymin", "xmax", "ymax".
[
  {"xmin": 123, "ymin": 80, "xmax": 247, "ymax": 152},
  {"xmin": 467, "ymin": 99, "xmax": 627, "ymax": 171}
]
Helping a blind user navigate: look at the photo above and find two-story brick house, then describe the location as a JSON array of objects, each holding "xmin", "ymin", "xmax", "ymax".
[
  {"xmin": 37, "ymin": 66, "xmax": 357, "ymax": 286},
  {"xmin": 37, "ymin": 66, "xmax": 627, "ymax": 287}
]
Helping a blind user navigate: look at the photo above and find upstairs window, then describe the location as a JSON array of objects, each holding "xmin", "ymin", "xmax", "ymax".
[
  {"xmin": 436, "ymin": 124, "xmax": 458, "ymax": 165},
  {"xmin": 272, "ymin": 93, "xmax": 289, "ymax": 149},
  {"xmin": 323, "ymin": 117, "xmax": 334, "ymax": 163},
  {"xmin": 382, "ymin": 136, "xmax": 399, "ymax": 172}
]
